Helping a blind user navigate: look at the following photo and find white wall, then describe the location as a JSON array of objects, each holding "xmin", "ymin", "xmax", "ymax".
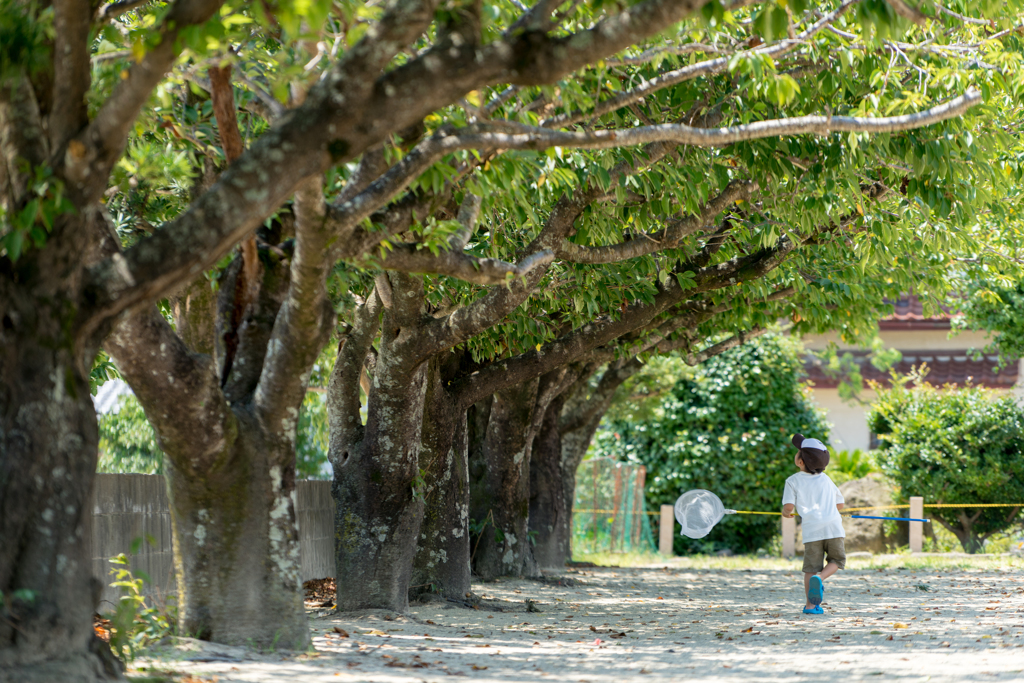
[
  {"xmin": 802, "ymin": 329, "xmax": 993, "ymax": 352},
  {"xmin": 810, "ymin": 387, "xmax": 874, "ymax": 453}
]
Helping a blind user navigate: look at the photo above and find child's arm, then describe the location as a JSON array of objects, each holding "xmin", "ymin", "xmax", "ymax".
[
  {"xmin": 782, "ymin": 503, "xmax": 796, "ymax": 518},
  {"xmin": 837, "ymin": 503, "xmax": 844, "ymax": 511}
]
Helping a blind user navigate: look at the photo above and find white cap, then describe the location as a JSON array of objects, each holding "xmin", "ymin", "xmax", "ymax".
[{"xmin": 799, "ymin": 437, "xmax": 827, "ymax": 451}]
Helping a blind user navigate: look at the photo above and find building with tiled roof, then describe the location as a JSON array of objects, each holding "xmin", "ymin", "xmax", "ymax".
[{"xmin": 800, "ymin": 295, "xmax": 1023, "ymax": 452}]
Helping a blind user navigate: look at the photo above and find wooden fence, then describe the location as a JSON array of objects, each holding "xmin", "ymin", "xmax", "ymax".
[{"xmin": 91, "ymin": 474, "xmax": 334, "ymax": 610}]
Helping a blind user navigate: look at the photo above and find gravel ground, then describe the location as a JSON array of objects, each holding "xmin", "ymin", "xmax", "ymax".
[{"xmin": 135, "ymin": 558, "xmax": 1024, "ymax": 683}]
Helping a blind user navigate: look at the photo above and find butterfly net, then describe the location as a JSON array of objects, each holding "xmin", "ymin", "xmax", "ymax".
[
  {"xmin": 572, "ymin": 458, "xmax": 656, "ymax": 554},
  {"xmin": 674, "ymin": 489, "xmax": 726, "ymax": 539}
]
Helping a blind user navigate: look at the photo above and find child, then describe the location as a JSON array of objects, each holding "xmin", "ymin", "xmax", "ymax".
[{"xmin": 782, "ymin": 434, "xmax": 845, "ymax": 615}]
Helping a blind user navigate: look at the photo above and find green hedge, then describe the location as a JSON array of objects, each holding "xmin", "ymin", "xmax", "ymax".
[
  {"xmin": 869, "ymin": 381, "xmax": 1024, "ymax": 553},
  {"xmin": 593, "ymin": 333, "xmax": 829, "ymax": 554}
]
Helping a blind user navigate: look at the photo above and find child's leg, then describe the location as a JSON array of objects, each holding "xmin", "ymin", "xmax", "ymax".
[
  {"xmin": 821, "ymin": 539, "xmax": 846, "ymax": 583},
  {"xmin": 802, "ymin": 541, "xmax": 825, "ymax": 608}
]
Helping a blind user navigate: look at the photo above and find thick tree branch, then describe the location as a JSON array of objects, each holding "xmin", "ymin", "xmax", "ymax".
[
  {"xmin": 0, "ymin": 76, "xmax": 48, "ymax": 205},
  {"xmin": 370, "ymin": 244, "xmax": 555, "ymax": 286},
  {"xmin": 560, "ymin": 357, "xmax": 644, "ymax": 434},
  {"xmin": 449, "ymin": 192, "xmax": 482, "ymax": 251},
  {"xmin": 209, "ymin": 65, "xmax": 245, "ymax": 162},
  {"xmin": 327, "ymin": 291, "xmax": 382, "ymax": 466},
  {"xmin": 886, "ymin": 0, "xmax": 928, "ymax": 25},
  {"xmin": 253, "ymin": 176, "xmax": 335, "ymax": 438},
  {"xmin": 461, "ymin": 90, "xmax": 982, "ymax": 151},
  {"xmin": 556, "ymin": 179, "xmax": 756, "ymax": 264},
  {"xmin": 209, "ymin": 64, "xmax": 262, "ymax": 386},
  {"xmin": 50, "ymin": 0, "xmax": 92, "ymax": 153},
  {"xmin": 105, "ymin": 307, "xmax": 236, "ymax": 477},
  {"xmin": 490, "ymin": 0, "xmax": 712, "ymax": 86},
  {"xmin": 336, "ymin": 145, "xmax": 388, "ymax": 205}
]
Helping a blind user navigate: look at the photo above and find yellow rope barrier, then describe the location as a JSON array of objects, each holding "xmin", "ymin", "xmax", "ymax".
[{"xmin": 573, "ymin": 503, "xmax": 1024, "ymax": 517}]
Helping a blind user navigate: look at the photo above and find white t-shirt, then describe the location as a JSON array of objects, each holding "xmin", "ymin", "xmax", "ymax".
[{"xmin": 781, "ymin": 472, "xmax": 845, "ymax": 543}]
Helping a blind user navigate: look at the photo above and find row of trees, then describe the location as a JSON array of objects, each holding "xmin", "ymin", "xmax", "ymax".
[{"xmin": 3, "ymin": 0, "xmax": 1024, "ymax": 679}]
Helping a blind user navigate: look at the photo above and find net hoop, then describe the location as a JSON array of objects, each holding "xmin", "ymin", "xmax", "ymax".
[{"xmin": 673, "ymin": 489, "xmax": 726, "ymax": 539}]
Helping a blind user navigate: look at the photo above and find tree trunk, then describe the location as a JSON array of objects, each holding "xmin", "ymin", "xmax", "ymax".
[
  {"xmin": 105, "ymin": 220, "xmax": 332, "ymax": 649},
  {"xmin": 166, "ymin": 415, "xmax": 308, "ymax": 647},
  {"xmin": 528, "ymin": 394, "xmax": 603, "ymax": 569},
  {"xmin": 557, "ymin": 417, "xmax": 603, "ymax": 564},
  {"xmin": 0, "ymin": 338, "xmax": 120, "ymax": 680},
  {"xmin": 473, "ymin": 379, "xmax": 541, "ymax": 580},
  {"xmin": 529, "ymin": 360, "xmax": 642, "ymax": 567},
  {"xmin": 331, "ymin": 275, "xmax": 429, "ymax": 611},
  {"xmin": 411, "ymin": 357, "xmax": 471, "ymax": 599},
  {"xmin": 528, "ymin": 393, "xmax": 570, "ymax": 569}
]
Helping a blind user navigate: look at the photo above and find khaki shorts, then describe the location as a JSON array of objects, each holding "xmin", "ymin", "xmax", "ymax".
[{"xmin": 802, "ymin": 537, "xmax": 846, "ymax": 574}]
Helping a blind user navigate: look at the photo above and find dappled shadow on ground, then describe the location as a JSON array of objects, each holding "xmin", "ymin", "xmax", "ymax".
[{"xmin": 136, "ymin": 559, "xmax": 1024, "ymax": 682}]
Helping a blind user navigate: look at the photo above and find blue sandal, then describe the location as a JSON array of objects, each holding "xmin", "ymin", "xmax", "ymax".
[
  {"xmin": 808, "ymin": 575, "xmax": 824, "ymax": 606},
  {"xmin": 803, "ymin": 605, "xmax": 824, "ymax": 615}
]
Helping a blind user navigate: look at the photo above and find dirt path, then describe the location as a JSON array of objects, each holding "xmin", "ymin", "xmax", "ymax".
[{"xmin": 137, "ymin": 558, "xmax": 1024, "ymax": 682}]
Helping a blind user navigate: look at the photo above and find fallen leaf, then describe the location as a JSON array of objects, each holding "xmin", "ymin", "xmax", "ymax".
[
  {"xmin": 426, "ymin": 620, "xmax": 437, "ymax": 625},
  {"xmin": 471, "ymin": 665, "xmax": 488, "ymax": 671},
  {"xmin": 742, "ymin": 627, "xmax": 753, "ymax": 633},
  {"xmin": 332, "ymin": 627, "xmax": 349, "ymax": 638},
  {"xmin": 894, "ymin": 623, "xmax": 909, "ymax": 629}
]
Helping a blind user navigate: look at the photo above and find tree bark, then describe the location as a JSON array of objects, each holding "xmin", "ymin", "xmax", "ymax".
[
  {"xmin": 330, "ymin": 274, "xmax": 429, "ymax": 611},
  {"xmin": 473, "ymin": 379, "xmax": 541, "ymax": 580},
  {"xmin": 528, "ymin": 391, "xmax": 571, "ymax": 569},
  {"xmin": 410, "ymin": 355, "xmax": 471, "ymax": 600},
  {"xmin": 164, "ymin": 413, "xmax": 308, "ymax": 646},
  {"xmin": 0, "ymin": 318, "xmax": 109, "ymax": 678}
]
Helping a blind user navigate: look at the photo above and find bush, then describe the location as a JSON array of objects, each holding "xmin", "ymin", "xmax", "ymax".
[
  {"xmin": 592, "ymin": 333, "xmax": 830, "ymax": 554},
  {"xmin": 98, "ymin": 394, "xmax": 163, "ymax": 474},
  {"xmin": 828, "ymin": 449, "xmax": 878, "ymax": 486},
  {"xmin": 869, "ymin": 380, "xmax": 1024, "ymax": 553}
]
